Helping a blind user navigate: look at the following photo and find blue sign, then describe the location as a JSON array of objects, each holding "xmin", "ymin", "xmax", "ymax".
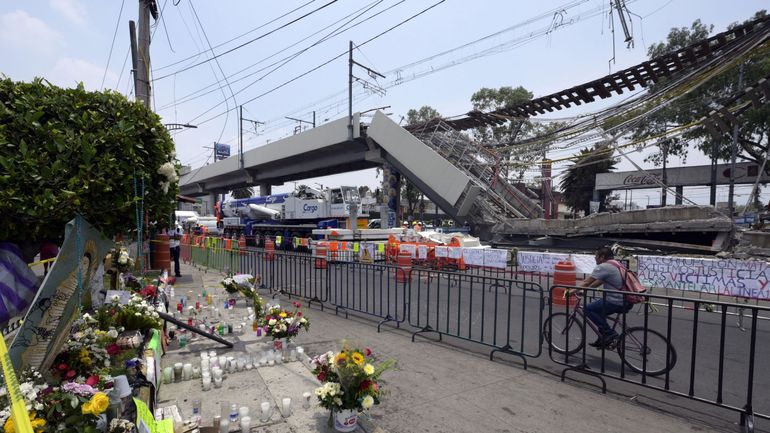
[
  {"xmin": 215, "ymin": 143, "xmax": 230, "ymax": 160},
  {"xmin": 387, "ymin": 211, "xmax": 396, "ymax": 229}
]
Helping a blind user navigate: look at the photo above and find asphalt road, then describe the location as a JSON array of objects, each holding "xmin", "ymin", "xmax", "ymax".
[{"xmin": 210, "ymin": 249, "xmax": 770, "ymax": 431}]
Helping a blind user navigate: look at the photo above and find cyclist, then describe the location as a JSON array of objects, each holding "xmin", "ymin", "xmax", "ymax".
[{"xmin": 577, "ymin": 246, "xmax": 633, "ymax": 349}]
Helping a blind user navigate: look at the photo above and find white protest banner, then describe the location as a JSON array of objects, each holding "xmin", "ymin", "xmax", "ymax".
[
  {"xmin": 637, "ymin": 255, "xmax": 770, "ymax": 300},
  {"xmin": 461, "ymin": 248, "xmax": 484, "ymax": 266},
  {"xmin": 399, "ymin": 244, "xmax": 417, "ymax": 258},
  {"xmin": 483, "ymin": 249, "xmax": 508, "ymax": 269},
  {"xmin": 435, "ymin": 246, "xmax": 448, "ymax": 258},
  {"xmin": 448, "ymin": 247, "xmax": 462, "ymax": 259},
  {"xmin": 516, "ymin": 251, "xmax": 595, "ymax": 274},
  {"xmin": 417, "ymin": 245, "xmax": 428, "ymax": 260}
]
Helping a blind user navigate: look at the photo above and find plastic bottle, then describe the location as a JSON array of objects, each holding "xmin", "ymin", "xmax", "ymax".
[{"xmin": 229, "ymin": 403, "xmax": 239, "ymax": 423}]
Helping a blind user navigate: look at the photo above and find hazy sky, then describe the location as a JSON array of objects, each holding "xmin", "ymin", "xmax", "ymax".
[{"xmin": 1, "ymin": 0, "xmax": 767, "ymax": 206}]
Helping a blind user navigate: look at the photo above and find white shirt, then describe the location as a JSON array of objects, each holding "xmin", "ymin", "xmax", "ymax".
[{"xmin": 169, "ymin": 226, "xmax": 182, "ymax": 248}]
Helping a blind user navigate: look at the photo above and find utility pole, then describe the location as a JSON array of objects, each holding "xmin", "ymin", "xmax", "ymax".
[
  {"xmin": 348, "ymin": 40, "xmax": 385, "ymax": 141},
  {"xmin": 728, "ymin": 64, "xmax": 744, "ymax": 218},
  {"xmin": 239, "ymin": 105, "xmax": 264, "ymax": 169},
  {"xmin": 129, "ymin": 0, "xmax": 157, "ymax": 107},
  {"xmin": 286, "ymin": 112, "xmax": 316, "ymax": 135}
]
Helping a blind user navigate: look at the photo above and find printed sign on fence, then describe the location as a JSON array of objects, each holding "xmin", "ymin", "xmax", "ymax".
[
  {"xmin": 516, "ymin": 251, "xmax": 595, "ymax": 274},
  {"xmin": 435, "ymin": 246, "xmax": 448, "ymax": 258},
  {"xmin": 637, "ymin": 255, "xmax": 770, "ymax": 300},
  {"xmin": 417, "ymin": 245, "xmax": 428, "ymax": 260},
  {"xmin": 461, "ymin": 248, "xmax": 484, "ymax": 266},
  {"xmin": 483, "ymin": 249, "xmax": 508, "ymax": 269},
  {"xmin": 448, "ymin": 247, "xmax": 462, "ymax": 259},
  {"xmin": 399, "ymin": 244, "xmax": 417, "ymax": 258}
]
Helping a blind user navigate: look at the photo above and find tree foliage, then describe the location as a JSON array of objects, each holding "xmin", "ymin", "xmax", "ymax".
[
  {"xmin": 634, "ymin": 11, "xmax": 770, "ymax": 166},
  {"xmin": 559, "ymin": 145, "xmax": 617, "ymax": 214},
  {"xmin": 0, "ymin": 78, "xmax": 179, "ymax": 245}
]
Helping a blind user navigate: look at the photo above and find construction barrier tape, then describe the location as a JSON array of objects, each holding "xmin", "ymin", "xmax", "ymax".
[
  {"xmin": 0, "ymin": 335, "xmax": 33, "ymax": 433},
  {"xmin": 26, "ymin": 258, "xmax": 55, "ymax": 268}
]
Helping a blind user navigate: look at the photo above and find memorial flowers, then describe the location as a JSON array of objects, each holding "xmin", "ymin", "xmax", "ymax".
[
  {"xmin": 261, "ymin": 301, "xmax": 309, "ymax": 341},
  {"xmin": 111, "ymin": 294, "xmax": 162, "ymax": 331},
  {"xmin": 311, "ymin": 344, "xmax": 394, "ymax": 412}
]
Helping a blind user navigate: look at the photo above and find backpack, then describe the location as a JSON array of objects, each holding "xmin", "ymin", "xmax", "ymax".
[{"xmin": 606, "ymin": 260, "xmax": 647, "ymax": 304}]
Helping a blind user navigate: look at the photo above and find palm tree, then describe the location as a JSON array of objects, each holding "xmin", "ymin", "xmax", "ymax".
[
  {"xmin": 559, "ymin": 145, "xmax": 617, "ymax": 215},
  {"xmin": 230, "ymin": 187, "xmax": 254, "ymax": 199}
]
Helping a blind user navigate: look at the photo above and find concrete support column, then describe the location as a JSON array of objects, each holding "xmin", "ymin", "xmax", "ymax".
[
  {"xmin": 208, "ymin": 192, "xmax": 217, "ymax": 216},
  {"xmin": 382, "ymin": 163, "xmax": 400, "ymax": 227},
  {"xmin": 259, "ymin": 183, "xmax": 272, "ymax": 196},
  {"xmin": 675, "ymin": 185, "xmax": 684, "ymax": 205}
]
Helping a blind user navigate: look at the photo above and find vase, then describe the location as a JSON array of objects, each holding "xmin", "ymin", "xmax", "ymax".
[
  {"xmin": 273, "ymin": 338, "xmax": 287, "ymax": 351},
  {"xmin": 333, "ymin": 409, "xmax": 358, "ymax": 432}
]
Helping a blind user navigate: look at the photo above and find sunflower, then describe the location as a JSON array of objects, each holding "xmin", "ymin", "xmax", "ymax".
[
  {"xmin": 334, "ymin": 352, "xmax": 348, "ymax": 365},
  {"xmin": 351, "ymin": 352, "xmax": 365, "ymax": 365}
]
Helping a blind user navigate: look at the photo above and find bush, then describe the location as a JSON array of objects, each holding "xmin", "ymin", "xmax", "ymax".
[{"xmin": 0, "ymin": 78, "xmax": 178, "ymax": 244}]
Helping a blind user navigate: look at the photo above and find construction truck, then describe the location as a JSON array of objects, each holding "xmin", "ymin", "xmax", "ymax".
[{"xmin": 219, "ymin": 185, "xmax": 368, "ymax": 247}]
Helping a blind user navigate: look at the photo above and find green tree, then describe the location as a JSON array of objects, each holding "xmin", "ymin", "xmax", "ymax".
[
  {"xmin": 405, "ymin": 106, "xmax": 441, "ymax": 125},
  {"xmin": 470, "ymin": 86, "xmax": 559, "ymax": 180},
  {"xmin": 230, "ymin": 187, "xmax": 254, "ymax": 199},
  {"xmin": 358, "ymin": 185, "xmax": 370, "ymax": 197},
  {"xmin": 634, "ymin": 11, "xmax": 770, "ymax": 167},
  {"xmin": 0, "ymin": 78, "xmax": 178, "ymax": 253},
  {"xmin": 559, "ymin": 145, "xmax": 617, "ymax": 214}
]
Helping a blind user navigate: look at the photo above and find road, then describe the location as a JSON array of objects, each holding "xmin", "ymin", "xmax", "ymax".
[{"xmin": 202, "ymin": 248, "xmax": 770, "ymax": 431}]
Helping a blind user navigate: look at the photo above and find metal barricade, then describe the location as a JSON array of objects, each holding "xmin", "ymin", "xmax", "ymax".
[
  {"xmin": 408, "ymin": 268, "xmax": 544, "ymax": 368},
  {"xmin": 546, "ymin": 285, "xmax": 769, "ymax": 432},
  {"xmin": 328, "ymin": 261, "xmax": 408, "ymax": 332}
]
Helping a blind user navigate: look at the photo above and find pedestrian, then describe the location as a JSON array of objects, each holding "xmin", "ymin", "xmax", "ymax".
[
  {"xmin": 577, "ymin": 246, "xmax": 633, "ymax": 349},
  {"xmin": 169, "ymin": 224, "xmax": 183, "ymax": 277},
  {"xmin": 40, "ymin": 242, "xmax": 59, "ymax": 276}
]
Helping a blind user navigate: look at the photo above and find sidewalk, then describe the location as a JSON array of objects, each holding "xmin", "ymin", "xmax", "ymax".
[{"xmin": 159, "ymin": 261, "xmax": 723, "ymax": 433}]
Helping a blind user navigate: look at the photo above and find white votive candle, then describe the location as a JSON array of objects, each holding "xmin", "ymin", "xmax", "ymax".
[
  {"xmin": 183, "ymin": 363, "xmax": 193, "ymax": 380},
  {"xmin": 260, "ymin": 401, "xmax": 271, "ymax": 422},
  {"xmin": 201, "ymin": 375, "xmax": 211, "ymax": 391},
  {"xmin": 281, "ymin": 398, "xmax": 291, "ymax": 417},
  {"xmin": 240, "ymin": 416, "xmax": 251, "ymax": 432},
  {"xmin": 239, "ymin": 406, "xmax": 249, "ymax": 418}
]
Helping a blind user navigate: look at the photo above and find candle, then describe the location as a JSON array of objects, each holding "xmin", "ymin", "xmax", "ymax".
[
  {"xmin": 240, "ymin": 416, "xmax": 251, "ymax": 432},
  {"xmin": 201, "ymin": 375, "xmax": 211, "ymax": 391},
  {"xmin": 201, "ymin": 352, "xmax": 209, "ymax": 360},
  {"xmin": 213, "ymin": 377, "xmax": 223, "ymax": 388},
  {"xmin": 192, "ymin": 366, "xmax": 201, "ymax": 379},
  {"xmin": 209, "ymin": 350, "xmax": 217, "ymax": 359},
  {"xmin": 280, "ymin": 398, "xmax": 291, "ymax": 418},
  {"xmin": 239, "ymin": 406, "xmax": 249, "ymax": 418},
  {"xmin": 177, "ymin": 303, "xmax": 183, "ymax": 313},
  {"xmin": 218, "ymin": 419, "xmax": 229, "ymax": 433},
  {"xmin": 219, "ymin": 356, "xmax": 227, "ymax": 370},
  {"xmin": 260, "ymin": 402, "xmax": 271, "ymax": 422},
  {"xmin": 289, "ymin": 349, "xmax": 297, "ymax": 362},
  {"xmin": 302, "ymin": 391, "xmax": 312, "ymax": 409},
  {"xmin": 162, "ymin": 367, "xmax": 173, "ymax": 384},
  {"xmin": 201, "ymin": 358, "xmax": 210, "ymax": 372},
  {"xmin": 212, "ymin": 367, "xmax": 223, "ymax": 381},
  {"xmin": 173, "ymin": 363, "xmax": 183, "ymax": 382},
  {"xmin": 183, "ymin": 363, "xmax": 193, "ymax": 381}
]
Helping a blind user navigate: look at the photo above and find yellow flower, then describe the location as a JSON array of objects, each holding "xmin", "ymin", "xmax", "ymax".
[
  {"xmin": 81, "ymin": 356, "xmax": 92, "ymax": 366},
  {"xmin": 89, "ymin": 392, "xmax": 110, "ymax": 415},
  {"xmin": 82, "ymin": 401, "xmax": 94, "ymax": 415},
  {"xmin": 363, "ymin": 363, "xmax": 375, "ymax": 375},
  {"xmin": 29, "ymin": 413, "xmax": 45, "ymax": 433},
  {"xmin": 361, "ymin": 395, "xmax": 374, "ymax": 409},
  {"xmin": 351, "ymin": 352, "xmax": 364, "ymax": 365},
  {"xmin": 279, "ymin": 312, "xmax": 287, "ymax": 318},
  {"xmin": 4, "ymin": 417, "xmax": 14, "ymax": 433},
  {"xmin": 334, "ymin": 352, "xmax": 348, "ymax": 365}
]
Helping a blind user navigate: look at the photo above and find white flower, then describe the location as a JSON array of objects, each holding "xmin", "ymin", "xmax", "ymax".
[
  {"xmin": 333, "ymin": 397, "xmax": 342, "ymax": 406},
  {"xmin": 135, "ymin": 312, "xmax": 142, "ymax": 316},
  {"xmin": 268, "ymin": 319, "xmax": 277, "ymax": 326},
  {"xmin": 300, "ymin": 317, "xmax": 307, "ymax": 324},
  {"xmin": 361, "ymin": 395, "xmax": 374, "ymax": 409},
  {"xmin": 107, "ymin": 329, "xmax": 118, "ymax": 338},
  {"xmin": 157, "ymin": 162, "xmax": 178, "ymax": 183}
]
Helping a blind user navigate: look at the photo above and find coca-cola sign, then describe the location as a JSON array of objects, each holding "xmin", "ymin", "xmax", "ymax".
[{"xmin": 623, "ymin": 172, "xmax": 662, "ymax": 186}]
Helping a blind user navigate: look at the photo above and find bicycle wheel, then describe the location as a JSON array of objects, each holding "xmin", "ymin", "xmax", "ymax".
[
  {"xmin": 543, "ymin": 313, "xmax": 585, "ymax": 355},
  {"xmin": 617, "ymin": 327, "xmax": 677, "ymax": 376}
]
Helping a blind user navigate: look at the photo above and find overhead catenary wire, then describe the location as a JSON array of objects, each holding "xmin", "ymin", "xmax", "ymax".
[
  {"xmin": 100, "ymin": 0, "xmax": 126, "ymax": 90},
  {"xmin": 153, "ymin": 0, "xmax": 339, "ymax": 81}
]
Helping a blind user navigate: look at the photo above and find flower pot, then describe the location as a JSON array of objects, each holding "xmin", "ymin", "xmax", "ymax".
[{"xmin": 333, "ymin": 409, "xmax": 358, "ymax": 432}]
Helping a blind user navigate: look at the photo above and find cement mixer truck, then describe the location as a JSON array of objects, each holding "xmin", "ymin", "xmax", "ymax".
[{"xmin": 219, "ymin": 185, "xmax": 368, "ymax": 246}]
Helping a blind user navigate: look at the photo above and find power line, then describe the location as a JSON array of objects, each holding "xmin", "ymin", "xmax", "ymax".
[
  {"xmin": 155, "ymin": 0, "xmax": 392, "ymax": 112},
  {"xmin": 188, "ymin": 0, "xmax": 447, "ymax": 128},
  {"xmin": 155, "ymin": 0, "xmax": 318, "ymax": 72},
  {"xmin": 153, "ymin": 0, "xmax": 339, "ymax": 81},
  {"xmin": 100, "ymin": 0, "xmax": 126, "ymax": 90}
]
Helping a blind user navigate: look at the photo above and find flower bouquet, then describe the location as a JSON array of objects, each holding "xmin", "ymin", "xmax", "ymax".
[
  {"xmin": 260, "ymin": 301, "xmax": 309, "ymax": 348},
  {"xmin": 311, "ymin": 344, "xmax": 395, "ymax": 432},
  {"xmin": 110, "ymin": 294, "xmax": 162, "ymax": 331}
]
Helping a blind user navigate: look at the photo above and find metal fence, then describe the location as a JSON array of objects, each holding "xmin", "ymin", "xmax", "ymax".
[{"xmin": 545, "ymin": 285, "xmax": 769, "ymax": 432}]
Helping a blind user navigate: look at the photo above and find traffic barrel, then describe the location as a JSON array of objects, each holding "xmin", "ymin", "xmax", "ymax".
[
  {"xmin": 553, "ymin": 259, "xmax": 578, "ymax": 307},
  {"xmin": 314, "ymin": 243, "xmax": 328, "ymax": 269},
  {"xmin": 265, "ymin": 239, "xmax": 275, "ymax": 261},
  {"xmin": 395, "ymin": 250, "xmax": 412, "ymax": 283}
]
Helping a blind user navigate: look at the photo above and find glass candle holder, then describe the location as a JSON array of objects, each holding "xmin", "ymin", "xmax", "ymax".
[
  {"xmin": 280, "ymin": 398, "xmax": 291, "ymax": 418},
  {"xmin": 201, "ymin": 375, "xmax": 211, "ymax": 391},
  {"xmin": 162, "ymin": 367, "xmax": 173, "ymax": 384},
  {"xmin": 192, "ymin": 366, "xmax": 201, "ymax": 379},
  {"xmin": 240, "ymin": 416, "xmax": 251, "ymax": 432},
  {"xmin": 302, "ymin": 392, "xmax": 311, "ymax": 409},
  {"xmin": 260, "ymin": 402, "xmax": 272, "ymax": 423},
  {"xmin": 173, "ymin": 363, "xmax": 183, "ymax": 383},
  {"xmin": 213, "ymin": 377, "xmax": 223, "ymax": 388},
  {"xmin": 239, "ymin": 406, "xmax": 249, "ymax": 419},
  {"xmin": 182, "ymin": 363, "xmax": 193, "ymax": 381}
]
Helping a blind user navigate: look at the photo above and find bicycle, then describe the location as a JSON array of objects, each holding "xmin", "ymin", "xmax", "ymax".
[{"xmin": 543, "ymin": 291, "xmax": 677, "ymax": 376}]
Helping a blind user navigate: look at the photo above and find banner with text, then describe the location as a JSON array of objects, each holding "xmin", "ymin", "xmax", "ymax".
[
  {"xmin": 516, "ymin": 251, "xmax": 595, "ymax": 274},
  {"xmin": 637, "ymin": 255, "xmax": 770, "ymax": 300}
]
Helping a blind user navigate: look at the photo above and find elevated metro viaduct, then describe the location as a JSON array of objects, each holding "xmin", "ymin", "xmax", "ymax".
[{"xmin": 179, "ymin": 112, "xmax": 488, "ymax": 231}]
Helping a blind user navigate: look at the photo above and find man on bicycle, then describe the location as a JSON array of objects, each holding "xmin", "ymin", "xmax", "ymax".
[{"xmin": 578, "ymin": 246, "xmax": 633, "ymax": 349}]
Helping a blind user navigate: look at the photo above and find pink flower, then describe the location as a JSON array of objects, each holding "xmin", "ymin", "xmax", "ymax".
[
  {"xmin": 66, "ymin": 370, "xmax": 77, "ymax": 379},
  {"xmin": 86, "ymin": 375, "xmax": 100, "ymax": 386}
]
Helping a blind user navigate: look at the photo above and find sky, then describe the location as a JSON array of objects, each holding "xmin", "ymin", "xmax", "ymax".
[{"xmin": 1, "ymin": 0, "xmax": 767, "ymax": 208}]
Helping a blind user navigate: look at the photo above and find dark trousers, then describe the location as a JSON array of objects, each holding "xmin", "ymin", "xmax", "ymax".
[
  {"xmin": 170, "ymin": 246, "xmax": 181, "ymax": 276},
  {"xmin": 584, "ymin": 299, "xmax": 632, "ymax": 337}
]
